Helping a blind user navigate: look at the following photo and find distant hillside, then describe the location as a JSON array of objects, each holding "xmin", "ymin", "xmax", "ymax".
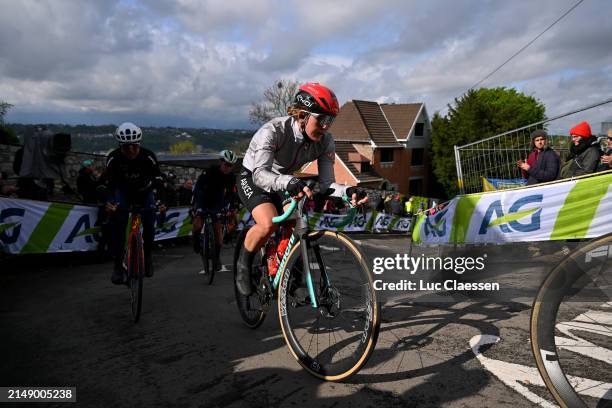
[{"xmin": 6, "ymin": 123, "xmax": 254, "ymax": 155}]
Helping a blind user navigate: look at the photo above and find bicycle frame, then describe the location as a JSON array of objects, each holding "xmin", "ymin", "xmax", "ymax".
[
  {"xmin": 126, "ymin": 214, "xmax": 142, "ymax": 273},
  {"xmin": 268, "ymin": 197, "xmax": 357, "ymax": 309}
]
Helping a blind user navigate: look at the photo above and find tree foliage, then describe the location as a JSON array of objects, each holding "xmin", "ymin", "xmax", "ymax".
[
  {"xmin": 249, "ymin": 79, "xmax": 299, "ymax": 125},
  {"xmin": 430, "ymin": 87, "xmax": 546, "ymax": 197},
  {"xmin": 169, "ymin": 140, "xmax": 197, "ymax": 155}
]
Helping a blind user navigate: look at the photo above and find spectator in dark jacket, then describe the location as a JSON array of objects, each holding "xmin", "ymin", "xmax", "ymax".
[
  {"xmin": 597, "ymin": 129, "xmax": 612, "ymax": 173},
  {"xmin": 517, "ymin": 130, "xmax": 560, "ymax": 185},
  {"xmin": 563, "ymin": 121, "xmax": 601, "ymax": 178},
  {"xmin": 177, "ymin": 179, "xmax": 194, "ymax": 206},
  {"xmin": 160, "ymin": 172, "xmax": 178, "ymax": 206},
  {"xmin": 76, "ymin": 159, "xmax": 100, "ymax": 204},
  {"xmin": 390, "ymin": 193, "xmax": 404, "ymax": 216}
]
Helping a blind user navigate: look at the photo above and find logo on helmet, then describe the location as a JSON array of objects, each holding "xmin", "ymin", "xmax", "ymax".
[{"xmin": 296, "ymin": 94, "xmax": 314, "ymax": 108}]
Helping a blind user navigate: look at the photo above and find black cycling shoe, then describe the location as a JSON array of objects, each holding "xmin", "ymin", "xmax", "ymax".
[{"xmin": 236, "ymin": 248, "xmax": 255, "ymax": 296}]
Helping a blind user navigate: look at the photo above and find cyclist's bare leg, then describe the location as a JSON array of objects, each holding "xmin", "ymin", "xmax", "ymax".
[{"xmin": 244, "ymin": 203, "xmax": 278, "ymax": 252}]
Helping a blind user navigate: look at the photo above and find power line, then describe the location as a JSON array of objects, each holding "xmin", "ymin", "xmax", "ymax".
[{"xmin": 467, "ymin": 0, "xmax": 584, "ymax": 92}]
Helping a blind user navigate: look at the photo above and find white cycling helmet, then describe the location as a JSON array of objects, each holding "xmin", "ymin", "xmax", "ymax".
[
  {"xmin": 115, "ymin": 122, "xmax": 142, "ymax": 144},
  {"xmin": 220, "ymin": 149, "xmax": 237, "ymax": 164}
]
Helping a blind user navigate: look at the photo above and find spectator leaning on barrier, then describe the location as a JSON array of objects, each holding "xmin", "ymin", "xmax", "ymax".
[
  {"xmin": 597, "ymin": 129, "xmax": 612, "ymax": 173},
  {"xmin": 76, "ymin": 159, "xmax": 100, "ymax": 204},
  {"xmin": 177, "ymin": 179, "xmax": 193, "ymax": 206},
  {"xmin": 560, "ymin": 121, "xmax": 601, "ymax": 178},
  {"xmin": 517, "ymin": 130, "xmax": 560, "ymax": 185}
]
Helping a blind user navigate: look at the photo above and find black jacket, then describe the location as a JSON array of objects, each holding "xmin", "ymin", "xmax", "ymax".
[
  {"xmin": 193, "ymin": 166, "xmax": 236, "ymax": 209},
  {"xmin": 104, "ymin": 147, "xmax": 163, "ymax": 201},
  {"xmin": 526, "ymin": 148, "xmax": 560, "ymax": 185}
]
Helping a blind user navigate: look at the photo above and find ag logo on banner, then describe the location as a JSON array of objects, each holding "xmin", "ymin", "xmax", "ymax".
[
  {"xmin": 424, "ymin": 206, "xmax": 449, "ymax": 237},
  {"xmin": 478, "ymin": 195, "xmax": 543, "ymax": 234}
]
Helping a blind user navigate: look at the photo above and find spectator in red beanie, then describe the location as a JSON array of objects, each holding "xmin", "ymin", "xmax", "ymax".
[{"xmin": 561, "ymin": 121, "xmax": 601, "ymax": 178}]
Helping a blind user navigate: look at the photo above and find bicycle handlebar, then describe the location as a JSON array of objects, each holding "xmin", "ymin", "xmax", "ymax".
[
  {"xmin": 271, "ymin": 193, "xmax": 357, "ymax": 228},
  {"xmin": 272, "ymin": 198, "xmax": 298, "ymax": 224}
]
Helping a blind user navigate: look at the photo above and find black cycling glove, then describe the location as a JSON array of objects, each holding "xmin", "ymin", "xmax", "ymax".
[{"xmin": 286, "ymin": 178, "xmax": 307, "ymax": 196}]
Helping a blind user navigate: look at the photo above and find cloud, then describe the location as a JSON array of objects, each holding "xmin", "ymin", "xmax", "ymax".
[{"xmin": 1, "ymin": 0, "xmax": 611, "ymax": 131}]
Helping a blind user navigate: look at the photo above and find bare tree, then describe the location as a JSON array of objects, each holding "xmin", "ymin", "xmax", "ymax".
[
  {"xmin": 249, "ymin": 79, "xmax": 299, "ymax": 125},
  {"xmin": 0, "ymin": 100, "xmax": 13, "ymax": 124}
]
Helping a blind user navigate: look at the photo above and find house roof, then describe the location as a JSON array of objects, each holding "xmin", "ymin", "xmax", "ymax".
[
  {"xmin": 335, "ymin": 141, "xmax": 385, "ymax": 184},
  {"xmin": 353, "ymin": 100, "xmax": 402, "ymax": 147},
  {"xmin": 330, "ymin": 100, "xmax": 423, "ymax": 147},
  {"xmin": 328, "ymin": 101, "xmax": 370, "ymax": 142},
  {"xmin": 380, "ymin": 103, "xmax": 423, "ymax": 140}
]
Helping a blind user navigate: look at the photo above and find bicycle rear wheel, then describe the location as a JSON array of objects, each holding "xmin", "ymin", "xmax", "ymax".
[
  {"xmin": 531, "ymin": 233, "xmax": 612, "ymax": 407},
  {"xmin": 128, "ymin": 234, "xmax": 144, "ymax": 323},
  {"xmin": 278, "ymin": 230, "xmax": 380, "ymax": 381},
  {"xmin": 233, "ymin": 227, "xmax": 268, "ymax": 329},
  {"xmin": 201, "ymin": 222, "xmax": 215, "ymax": 285}
]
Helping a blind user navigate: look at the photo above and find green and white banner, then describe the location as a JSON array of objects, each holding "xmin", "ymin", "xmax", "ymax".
[
  {"xmin": 413, "ymin": 172, "xmax": 612, "ymax": 244},
  {"xmin": 235, "ymin": 208, "xmax": 412, "ymax": 233},
  {"xmin": 0, "ymin": 198, "xmax": 193, "ymax": 254},
  {"xmin": 0, "ymin": 198, "xmax": 412, "ymax": 254}
]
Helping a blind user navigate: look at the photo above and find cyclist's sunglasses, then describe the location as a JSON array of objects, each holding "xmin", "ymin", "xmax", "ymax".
[
  {"xmin": 307, "ymin": 111, "xmax": 335, "ymax": 127},
  {"xmin": 120, "ymin": 143, "xmax": 140, "ymax": 148}
]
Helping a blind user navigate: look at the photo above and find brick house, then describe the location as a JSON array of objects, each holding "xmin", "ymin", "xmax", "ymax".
[{"xmin": 302, "ymin": 100, "xmax": 432, "ymax": 196}]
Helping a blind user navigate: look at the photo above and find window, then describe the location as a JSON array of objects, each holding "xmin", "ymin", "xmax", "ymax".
[
  {"xmin": 409, "ymin": 178, "xmax": 423, "ymax": 196},
  {"xmin": 411, "ymin": 148, "xmax": 424, "ymax": 166},
  {"xmin": 360, "ymin": 162, "xmax": 371, "ymax": 172},
  {"xmin": 380, "ymin": 148, "xmax": 394, "ymax": 163},
  {"xmin": 414, "ymin": 123, "xmax": 424, "ymax": 137}
]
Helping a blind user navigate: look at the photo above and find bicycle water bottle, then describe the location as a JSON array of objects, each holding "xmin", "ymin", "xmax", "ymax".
[
  {"xmin": 266, "ymin": 242, "xmax": 278, "ymax": 276},
  {"xmin": 271, "ymin": 237, "xmax": 290, "ymax": 276}
]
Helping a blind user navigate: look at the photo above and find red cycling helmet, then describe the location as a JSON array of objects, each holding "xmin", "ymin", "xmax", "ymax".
[{"xmin": 294, "ymin": 83, "xmax": 339, "ymax": 116}]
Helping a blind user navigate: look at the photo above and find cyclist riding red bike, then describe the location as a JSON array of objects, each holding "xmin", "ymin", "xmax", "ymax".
[
  {"xmin": 101, "ymin": 122, "xmax": 166, "ymax": 285},
  {"xmin": 235, "ymin": 82, "xmax": 367, "ymax": 296}
]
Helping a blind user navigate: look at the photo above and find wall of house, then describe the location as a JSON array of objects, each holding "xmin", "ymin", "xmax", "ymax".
[
  {"xmin": 372, "ymin": 147, "xmax": 429, "ymax": 195},
  {"xmin": 352, "ymin": 143, "xmax": 374, "ymax": 161},
  {"xmin": 403, "ymin": 108, "xmax": 432, "ymax": 149}
]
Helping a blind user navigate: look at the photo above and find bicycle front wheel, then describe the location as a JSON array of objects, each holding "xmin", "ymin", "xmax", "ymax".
[
  {"xmin": 531, "ymin": 233, "xmax": 612, "ymax": 407},
  {"xmin": 277, "ymin": 231, "xmax": 380, "ymax": 381},
  {"xmin": 128, "ymin": 234, "xmax": 144, "ymax": 323}
]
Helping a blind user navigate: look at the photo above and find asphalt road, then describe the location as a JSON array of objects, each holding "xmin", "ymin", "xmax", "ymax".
[{"xmin": 0, "ymin": 236, "xmax": 601, "ymax": 407}]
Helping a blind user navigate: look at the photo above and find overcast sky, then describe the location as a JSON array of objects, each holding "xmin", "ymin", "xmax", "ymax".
[{"xmin": 1, "ymin": 0, "xmax": 611, "ymax": 132}]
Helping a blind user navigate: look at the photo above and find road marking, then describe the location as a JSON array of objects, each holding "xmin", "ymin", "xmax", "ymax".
[
  {"xmin": 471, "ymin": 332, "xmax": 612, "ymax": 406},
  {"xmin": 470, "ymin": 335, "xmax": 557, "ymax": 408}
]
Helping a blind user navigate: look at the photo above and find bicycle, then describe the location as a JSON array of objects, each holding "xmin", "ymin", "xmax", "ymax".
[
  {"xmin": 198, "ymin": 211, "xmax": 217, "ymax": 285},
  {"xmin": 530, "ymin": 232, "xmax": 612, "ymax": 407},
  {"xmin": 233, "ymin": 191, "xmax": 380, "ymax": 381},
  {"xmin": 115, "ymin": 205, "xmax": 156, "ymax": 323},
  {"xmin": 221, "ymin": 208, "xmax": 238, "ymax": 246}
]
